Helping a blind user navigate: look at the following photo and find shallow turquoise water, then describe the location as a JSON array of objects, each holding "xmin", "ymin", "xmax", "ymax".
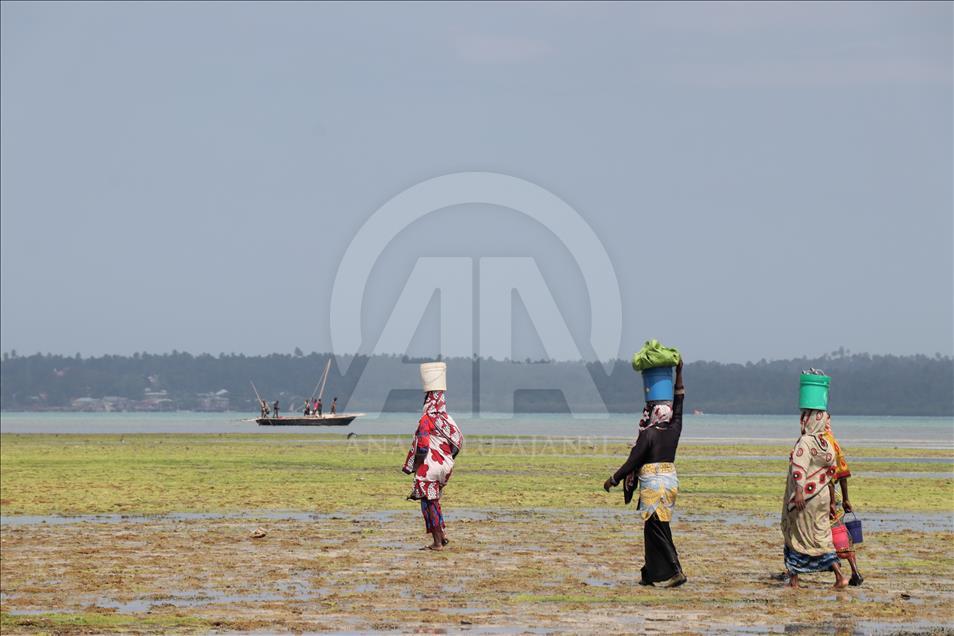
[{"xmin": 1, "ymin": 411, "xmax": 952, "ymax": 448}]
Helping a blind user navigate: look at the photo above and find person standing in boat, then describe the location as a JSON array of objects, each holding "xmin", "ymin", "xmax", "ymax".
[
  {"xmin": 259, "ymin": 399, "xmax": 270, "ymax": 418},
  {"xmin": 273, "ymin": 400, "xmax": 280, "ymax": 418},
  {"xmin": 303, "ymin": 400, "xmax": 311, "ymax": 416},
  {"xmin": 403, "ymin": 362, "xmax": 463, "ymax": 551},
  {"xmin": 317, "ymin": 398, "xmax": 323, "ymax": 417},
  {"xmin": 331, "ymin": 397, "xmax": 337, "ymax": 415}
]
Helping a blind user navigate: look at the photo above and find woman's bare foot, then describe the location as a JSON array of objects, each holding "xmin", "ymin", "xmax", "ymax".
[
  {"xmin": 427, "ymin": 528, "xmax": 446, "ymax": 548},
  {"xmin": 788, "ymin": 574, "xmax": 799, "ymax": 588},
  {"xmin": 420, "ymin": 543, "xmax": 444, "ymax": 550},
  {"xmin": 832, "ymin": 564, "xmax": 849, "ymax": 589}
]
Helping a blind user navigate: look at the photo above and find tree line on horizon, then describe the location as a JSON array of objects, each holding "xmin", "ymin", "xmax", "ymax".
[{"xmin": 1, "ymin": 349, "xmax": 951, "ymax": 416}]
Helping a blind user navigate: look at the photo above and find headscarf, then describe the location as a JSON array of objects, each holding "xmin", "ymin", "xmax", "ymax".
[
  {"xmin": 799, "ymin": 408, "xmax": 828, "ymax": 438},
  {"xmin": 402, "ymin": 391, "xmax": 463, "ymax": 474},
  {"xmin": 631, "ymin": 400, "xmax": 674, "ymax": 445},
  {"xmin": 624, "ymin": 400, "xmax": 674, "ymax": 503},
  {"xmin": 421, "ymin": 390, "xmax": 463, "ymax": 452},
  {"xmin": 787, "ymin": 410, "xmax": 836, "ymax": 511}
]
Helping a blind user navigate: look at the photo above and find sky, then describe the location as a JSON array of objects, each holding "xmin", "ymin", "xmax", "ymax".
[{"xmin": 1, "ymin": 1, "xmax": 952, "ymax": 364}]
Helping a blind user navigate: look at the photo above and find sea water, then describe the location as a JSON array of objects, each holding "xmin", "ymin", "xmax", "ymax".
[{"xmin": 1, "ymin": 411, "xmax": 951, "ymax": 448}]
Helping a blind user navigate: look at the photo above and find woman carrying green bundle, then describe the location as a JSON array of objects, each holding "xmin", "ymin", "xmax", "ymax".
[{"xmin": 604, "ymin": 353, "xmax": 687, "ymax": 588}]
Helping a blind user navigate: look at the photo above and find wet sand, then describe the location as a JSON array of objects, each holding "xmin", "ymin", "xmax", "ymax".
[
  {"xmin": 2, "ymin": 434, "xmax": 952, "ymax": 633},
  {"xmin": 2, "ymin": 508, "xmax": 953, "ymax": 634}
]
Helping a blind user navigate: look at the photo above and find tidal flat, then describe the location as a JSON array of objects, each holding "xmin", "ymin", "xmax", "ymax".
[{"xmin": 1, "ymin": 434, "xmax": 952, "ymax": 633}]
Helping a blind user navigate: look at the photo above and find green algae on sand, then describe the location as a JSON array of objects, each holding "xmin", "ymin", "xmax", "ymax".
[{"xmin": 1, "ymin": 434, "xmax": 951, "ymax": 516}]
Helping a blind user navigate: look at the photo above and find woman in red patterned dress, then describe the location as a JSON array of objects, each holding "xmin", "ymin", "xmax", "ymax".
[{"xmin": 402, "ymin": 362, "xmax": 463, "ymax": 550}]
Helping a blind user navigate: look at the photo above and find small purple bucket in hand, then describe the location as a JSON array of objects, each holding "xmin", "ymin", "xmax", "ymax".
[{"xmin": 845, "ymin": 512, "xmax": 863, "ymax": 544}]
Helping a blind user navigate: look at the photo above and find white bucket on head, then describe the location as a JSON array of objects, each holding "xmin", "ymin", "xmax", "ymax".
[{"xmin": 420, "ymin": 362, "xmax": 447, "ymax": 392}]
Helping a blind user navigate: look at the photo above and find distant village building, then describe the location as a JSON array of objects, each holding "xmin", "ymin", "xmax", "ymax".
[
  {"xmin": 70, "ymin": 395, "xmax": 138, "ymax": 411},
  {"xmin": 138, "ymin": 389, "xmax": 175, "ymax": 411},
  {"xmin": 70, "ymin": 397, "xmax": 102, "ymax": 411},
  {"xmin": 60, "ymin": 388, "xmax": 226, "ymax": 412},
  {"xmin": 197, "ymin": 389, "xmax": 230, "ymax": 412},
  {"xmin": 102, "ymin": 396, "xmax": 130, "ymax": 411}
]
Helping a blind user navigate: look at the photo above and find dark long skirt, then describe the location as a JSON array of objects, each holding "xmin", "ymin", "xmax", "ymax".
[{"xmin": 641, "ymin": 513, "xmax": 682, "ymax": 583}]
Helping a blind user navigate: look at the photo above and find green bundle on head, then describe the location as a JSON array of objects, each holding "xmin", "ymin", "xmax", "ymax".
[{"xmin": 632, "ymin": 339, "xmax": 681, "ymax": 372}]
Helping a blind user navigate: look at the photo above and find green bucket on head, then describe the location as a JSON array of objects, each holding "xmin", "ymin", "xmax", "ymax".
[{"xmin": 799, "ymin": 374, "xmax": 830, "ymax": 410}]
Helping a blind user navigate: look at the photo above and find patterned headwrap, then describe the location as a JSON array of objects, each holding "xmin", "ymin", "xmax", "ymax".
[
  {"xmin": 622, "ymin": 400, "xmax": 675, "ymax": 503},
  {"xmin": 799, "ymin": 409, "xmax": 829, "ymax": 440},
  {"xmin": 403, "ymin": 390, "xmax": 463, "ymax": 475},
  {"xmin": 421, "ymin": 391, "xmax": 463, "ymax": 452},
  {"xmin": 632, "ymin": 401, "xmax": 674, "ymax": 445},
  {"xmin": 787, "ymin": 410, "xmax": 837, "ymax": 511}
]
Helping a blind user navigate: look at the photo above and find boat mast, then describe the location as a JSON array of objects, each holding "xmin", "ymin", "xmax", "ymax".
[
  {"xmin": 316, "ymin": 359, "xmax": 332, "ymax": 402},
  {"xmin": 250, "ymin": 381, "xmax": 264, "ymax": 405},
  {"xmin": 308, "ymin": 359, "xmax": 332, "ymax": 404}
]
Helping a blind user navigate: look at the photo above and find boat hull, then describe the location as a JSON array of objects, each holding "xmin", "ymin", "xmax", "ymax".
[{"xmin": 256, "ymin": 414, "xmax": 356, "ymax": 426}]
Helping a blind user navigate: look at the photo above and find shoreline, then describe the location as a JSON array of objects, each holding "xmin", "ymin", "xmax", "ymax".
[
  {"xmin": 3, "ymin": 431, "xmax": 953, "ymax": 451},
  {"xmin": 2, "ymin": 412, "xmax": 953, "ymax": 449}
]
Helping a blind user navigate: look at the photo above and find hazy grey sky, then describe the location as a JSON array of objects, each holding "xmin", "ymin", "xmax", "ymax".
[{"xmin": 2, "ymin": 1, "xmax": 951, "ymax": 363}]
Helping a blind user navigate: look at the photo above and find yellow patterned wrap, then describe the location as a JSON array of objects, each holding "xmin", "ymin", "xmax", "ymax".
[{"xmin": 637, "ymin": 462, "xmax": 679, "ymax": 522}]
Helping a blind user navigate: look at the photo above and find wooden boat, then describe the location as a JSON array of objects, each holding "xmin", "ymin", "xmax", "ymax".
[
  {"xmin": 256, "ymin": 413, "xmax": 361, "ymax": 426},
  {"xmin": 251, "ymin": 360, "xmax": 361, "ymax": 427}
]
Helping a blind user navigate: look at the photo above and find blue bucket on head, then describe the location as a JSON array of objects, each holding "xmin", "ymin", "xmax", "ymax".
[
  {"xmin": 642, "ymin": 366, "xmax": 674, "ymax": 401},
  {"xmin": 845, "ymin": 512, "xmax": 863, "ymax": 544}
]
